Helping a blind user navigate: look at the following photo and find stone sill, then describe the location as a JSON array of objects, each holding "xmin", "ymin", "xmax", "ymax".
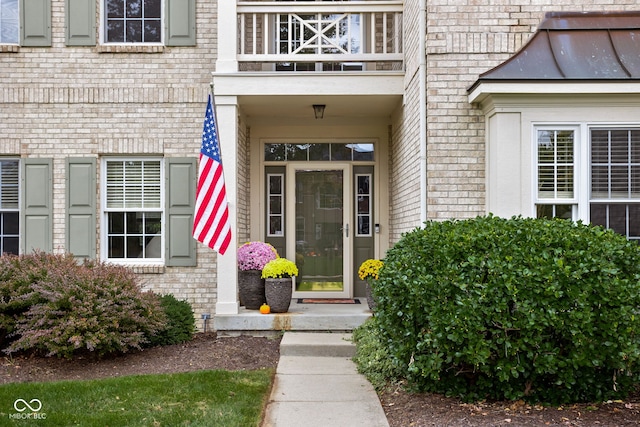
[
  {"xmin": 97, "ymin": 45, "xmax": 165, "ymax": 54},
  {"xmin": 129, "ymin": 265, "xmax": 166, "ymax": 274},
  {"xmin": 0, "ymin": 45, "xmax": 19, "ymax": 53}
]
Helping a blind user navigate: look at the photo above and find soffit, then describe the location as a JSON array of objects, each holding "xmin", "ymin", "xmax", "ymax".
[{"xmin": 212, "ymin": 72, "xmax": 404, "ymax": 121}]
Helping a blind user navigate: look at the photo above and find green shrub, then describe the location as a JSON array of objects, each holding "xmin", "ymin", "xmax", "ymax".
[
  {"xmin": 374, "ymin": 215, "xmax": 640, "ymax": 403},
  {"xmin": 147, "ymin": 294, "xmax": 196, "ymax": 347},
  {"xmin": 1, "ymin": 253, "xmax": 166, "ymax": 358},
  {"xmin": 352, "ymin": 317, "xmax": 404, "ymax": 390}
]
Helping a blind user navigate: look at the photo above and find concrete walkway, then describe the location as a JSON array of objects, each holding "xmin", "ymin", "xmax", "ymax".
[{"xmin": 262, "ymin": 332, "xmax": 389, "ymax": 427}]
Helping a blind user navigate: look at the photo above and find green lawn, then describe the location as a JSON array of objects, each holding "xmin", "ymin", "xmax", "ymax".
[{"xmin": 0, "ymin": 369, "xmax": 273, "ymax": 426}]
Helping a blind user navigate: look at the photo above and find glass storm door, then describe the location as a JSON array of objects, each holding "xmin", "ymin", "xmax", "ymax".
[{"xmin": 288, "ymin": 165, "xmax": 351, "ymax": 298}]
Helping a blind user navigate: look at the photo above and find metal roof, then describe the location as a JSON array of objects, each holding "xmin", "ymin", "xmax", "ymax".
[{"xmin": 469, "ymin": 11, "xmax": 640, "ymax": 91}]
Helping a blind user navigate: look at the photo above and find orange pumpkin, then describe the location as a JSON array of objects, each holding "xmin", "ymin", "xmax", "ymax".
[{"xmin": 260, "ymin": 304, "xmax": 271, "ymax": 314}]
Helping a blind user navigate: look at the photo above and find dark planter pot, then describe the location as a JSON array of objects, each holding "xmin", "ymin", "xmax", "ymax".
[
  {"xmin": 238, "ymin": 270, "xmax": 266, "ymax": 310},
  {"xmin": 265, "ymin": 278, "xmax": 293, "ymax": 313},
  {"xmin": 365, "ymin": 281, "xmax": 377, "ymax": 311}
]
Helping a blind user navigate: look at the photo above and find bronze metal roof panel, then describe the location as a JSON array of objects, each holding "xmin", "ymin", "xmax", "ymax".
[{"xmin": 471, "ymin": 11, "xmax": 640, "ymax": 87}]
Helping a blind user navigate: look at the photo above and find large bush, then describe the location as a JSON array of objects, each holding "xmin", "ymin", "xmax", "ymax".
[
  {"xmin": 0, "ymin": 253, "xmax": 166, "ymax": 358},
  {"xmin": 373, "ymin": 216, "xmax": 640, "ymax": 403}
]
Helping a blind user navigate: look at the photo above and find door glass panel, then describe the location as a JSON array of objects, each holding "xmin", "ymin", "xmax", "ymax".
[
  {"xmin": 295, "ymin": 170, "xmax": 344, "ymax": 292},
  {"xmin": 356, "ymin": 174, "xmax": 371, "ymax": 236},
  {"xmin": 267, "ymin": 174, "xmax": 284, "ymax": 236}
]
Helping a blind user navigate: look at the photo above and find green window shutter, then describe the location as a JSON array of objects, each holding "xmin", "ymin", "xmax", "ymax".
[
  {"xmin": 166, "ymin": 0, "xmax": 196, "ymax": 46},
  {"xmin": 166, "ymin": 157, "xmax": 197, "ymax": 266},
  {"xmin": 66, "ymin": 158, "xmax": 96, "ymax": 260},
  {"xmin": 66, "ymin": 0, "xmax": 96, "ymax": 46},
  {"xmin": 22, "ymin": 158, "xmax": 53, "ymax": 253},
  {"xmin": 22, "ymin": 0, "xmax": 51, "ymax": 47}
]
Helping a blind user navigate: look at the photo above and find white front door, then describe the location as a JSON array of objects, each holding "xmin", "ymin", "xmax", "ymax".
[{"xmin": 287, "ymin": 163, "xmax": 351, "ymax": 298}]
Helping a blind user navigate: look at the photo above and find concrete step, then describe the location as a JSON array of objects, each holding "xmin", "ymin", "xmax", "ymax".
[
  {"xmin": 279, "ymin": 332, "xmax": 356, "ymax": 357},
  {"xmin": 213, "ymin": 299, "xmax": 372, "ymax": 335}
]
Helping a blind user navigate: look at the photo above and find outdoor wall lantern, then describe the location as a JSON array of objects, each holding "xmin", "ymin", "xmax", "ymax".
[{"xmin": 313, "ymin": 104, "xmax": 326, "ymax": 119}]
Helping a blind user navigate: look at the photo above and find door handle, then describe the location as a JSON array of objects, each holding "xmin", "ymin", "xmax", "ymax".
[{"xmin": 344, "ymin": 223, "xmax": 349, "ymax": 237}]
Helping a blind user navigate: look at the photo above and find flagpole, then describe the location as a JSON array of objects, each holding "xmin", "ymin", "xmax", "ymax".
[
  {"xmin": 209, "ymin": 83, "xmax": 224, "ymax": 160},
  {"xmin": 193, "ymin": 81, "xmax": 233, "ymax": 255},
  {"xmin": 203, "ymin": 82, "xmax": 239, "ymax": 314}
]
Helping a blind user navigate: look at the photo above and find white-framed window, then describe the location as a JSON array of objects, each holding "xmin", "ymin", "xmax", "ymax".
[
  {"xmin": 0, "ymin": 158, "xmax": 19, "ymax": 255},
  {"xmin": 104, "ymin": 0, "xmax": 162, "ymax": 44},
  {"xmin": 0, "ymin": 0, "xmax": 18, "ymax": 44},
  {"xmin": 534, "ymin": 125, "xmax": 640, "ymax": 243},
  {"xmin": 102, "ymin": 158, "xmax": 163, "ymax": 263},
  {"xmin": 589, "ymin": 128, "xmax": 640, "ymax": 242},
  {"xmin": 264, "ymin": 143, "xmax": 374, "ymax": 162},
  {"xmin": 534, "ymin": 127, "xmax": 577, "ymax": 220}
]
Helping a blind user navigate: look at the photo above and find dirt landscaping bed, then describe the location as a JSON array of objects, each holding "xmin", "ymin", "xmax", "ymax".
[{"xmin": 2, "ymin": 332, "xmax": 639, "ymax": 426}]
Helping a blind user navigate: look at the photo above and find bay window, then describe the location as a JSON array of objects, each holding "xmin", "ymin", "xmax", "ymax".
[{"xmin": 535, "ymin": 126, "xmax": 640, "ymax": 242}]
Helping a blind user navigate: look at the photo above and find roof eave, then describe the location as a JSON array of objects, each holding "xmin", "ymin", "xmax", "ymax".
[{"xmin": 468, "ymin": 79, "xmax": 640, "ymax": 105}]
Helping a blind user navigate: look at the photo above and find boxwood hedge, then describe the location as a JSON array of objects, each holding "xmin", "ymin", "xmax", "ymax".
[{"xmin": 372, "ymin": 215, "xmax": 640, "ymax": 403}]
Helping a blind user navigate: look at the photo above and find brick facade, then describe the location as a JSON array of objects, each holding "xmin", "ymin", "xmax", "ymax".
[
  {"xmin": 3, "ymin": 0, "xmax": 639, "ymax": 326},
  {"xmin": 422, "ymin": 0, "xmax": 639, "ymax": 224},
  {"xmin": 0, "ymin": 2, "xmax": 222, "ymax": 326}
]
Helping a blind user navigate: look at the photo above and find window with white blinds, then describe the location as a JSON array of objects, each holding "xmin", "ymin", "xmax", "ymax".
[
  {"xmin": 0, "ymin": 159, "xmax": 18, "ymax": 209},
  {"xmin": 104, "ymin": 159, "xmax": 163, "ymax": 261},
  {"xmin": 590, "ymin": 129, "xmax": 640, "ymax": 242},
  {"xmin": 0, "ymin": 159, "xmax": 19, "ymax": 255},
  {"xmin": 535, "ymin": 129, "xmax": 576, "ymax": 221},
  {"xmin": 591, "ymin": 129, "xmax": 640, "ymax": 200},
  {"xmin": 533, "ymin": 126, "xmax": 640, "ymax": 242},
  {"xmin": 537, "ymin": 129, "xmax": 574, "ymax": 200},
  {"xmin": 106, "ymin": 160, "xmax": 161, "ymax": 209}
]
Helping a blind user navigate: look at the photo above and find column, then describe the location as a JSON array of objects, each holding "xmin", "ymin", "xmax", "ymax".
[
  {"xmin": 216, "ymin": 1, "xmax": 238, "ymax": 73},
  {"xmin": 214, "ymin": 95, "xmax": 240, "ymax": 314}
]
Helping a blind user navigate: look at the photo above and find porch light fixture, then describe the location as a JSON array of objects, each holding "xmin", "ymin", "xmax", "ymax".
[{"xmin": 313, "ymin": 104, "xmax": 325, "ymax": 119}]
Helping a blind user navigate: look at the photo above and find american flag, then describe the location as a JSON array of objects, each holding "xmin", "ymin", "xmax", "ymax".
[{"xmin": 193, "ymin": 94, "xmax": 232, "ymax": 255}]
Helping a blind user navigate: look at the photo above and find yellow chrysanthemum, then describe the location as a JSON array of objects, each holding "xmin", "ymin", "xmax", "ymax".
[{"xmin": 358, "ymin": 259, "xmax": 383, "ymax": 281}]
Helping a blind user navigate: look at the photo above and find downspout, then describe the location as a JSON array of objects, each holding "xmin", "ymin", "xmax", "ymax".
[{"xmin": 419, "ymin": 0, "xmax": 428, "ymax": 223}]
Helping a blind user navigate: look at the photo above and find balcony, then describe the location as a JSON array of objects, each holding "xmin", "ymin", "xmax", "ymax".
[
  {"xmin": 236, "ymin": 1, "xmax": 403, "ymax": 72},
  {"xmin": 212, "ymin": 1, "xmax": 405, "ymax": 122}
]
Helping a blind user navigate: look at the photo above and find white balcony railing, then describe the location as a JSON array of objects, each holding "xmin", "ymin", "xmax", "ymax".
[{"xmin": 237, "ymin": 1, "xmax": 403, "ymax": 72}]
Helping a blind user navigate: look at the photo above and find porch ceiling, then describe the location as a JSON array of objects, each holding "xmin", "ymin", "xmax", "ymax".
[
  {"xmin": 236, "ymin": 94, "xmax": 401, "ymax": 120},
  {"xmin": 211, "ymin": 72, "xmax": 404, "ymax": 120}
]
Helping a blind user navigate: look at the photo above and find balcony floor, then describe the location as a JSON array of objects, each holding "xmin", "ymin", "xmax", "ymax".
[{"xmin": 213, "ymin": 299, "xmax": 372, "ymax": 336}]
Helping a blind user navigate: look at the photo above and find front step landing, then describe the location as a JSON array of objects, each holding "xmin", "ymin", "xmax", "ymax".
[{"xmin": 213, "ymin": 299, "xmax": 371, "ymax": 335}]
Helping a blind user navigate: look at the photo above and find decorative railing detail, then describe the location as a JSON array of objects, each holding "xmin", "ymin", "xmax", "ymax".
[{"xmin": 237, "ymin": 1, "xmax": 403, "ymax": 71}]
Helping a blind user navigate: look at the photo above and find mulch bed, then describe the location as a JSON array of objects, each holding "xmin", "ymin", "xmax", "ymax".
[{"xmin": 2, "ymin": 332, "xmax": 640, "ymax": 426}]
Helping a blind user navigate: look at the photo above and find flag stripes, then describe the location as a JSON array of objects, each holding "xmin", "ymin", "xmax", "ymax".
[{"xmin": 192, "ymin": 95, "xmax": 232, "ymax": 255}]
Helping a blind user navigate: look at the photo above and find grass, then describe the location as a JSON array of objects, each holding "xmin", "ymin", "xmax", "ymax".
[{"xmin": 0, "ymin": 369, "xmax": 274, "ymax": 426}]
